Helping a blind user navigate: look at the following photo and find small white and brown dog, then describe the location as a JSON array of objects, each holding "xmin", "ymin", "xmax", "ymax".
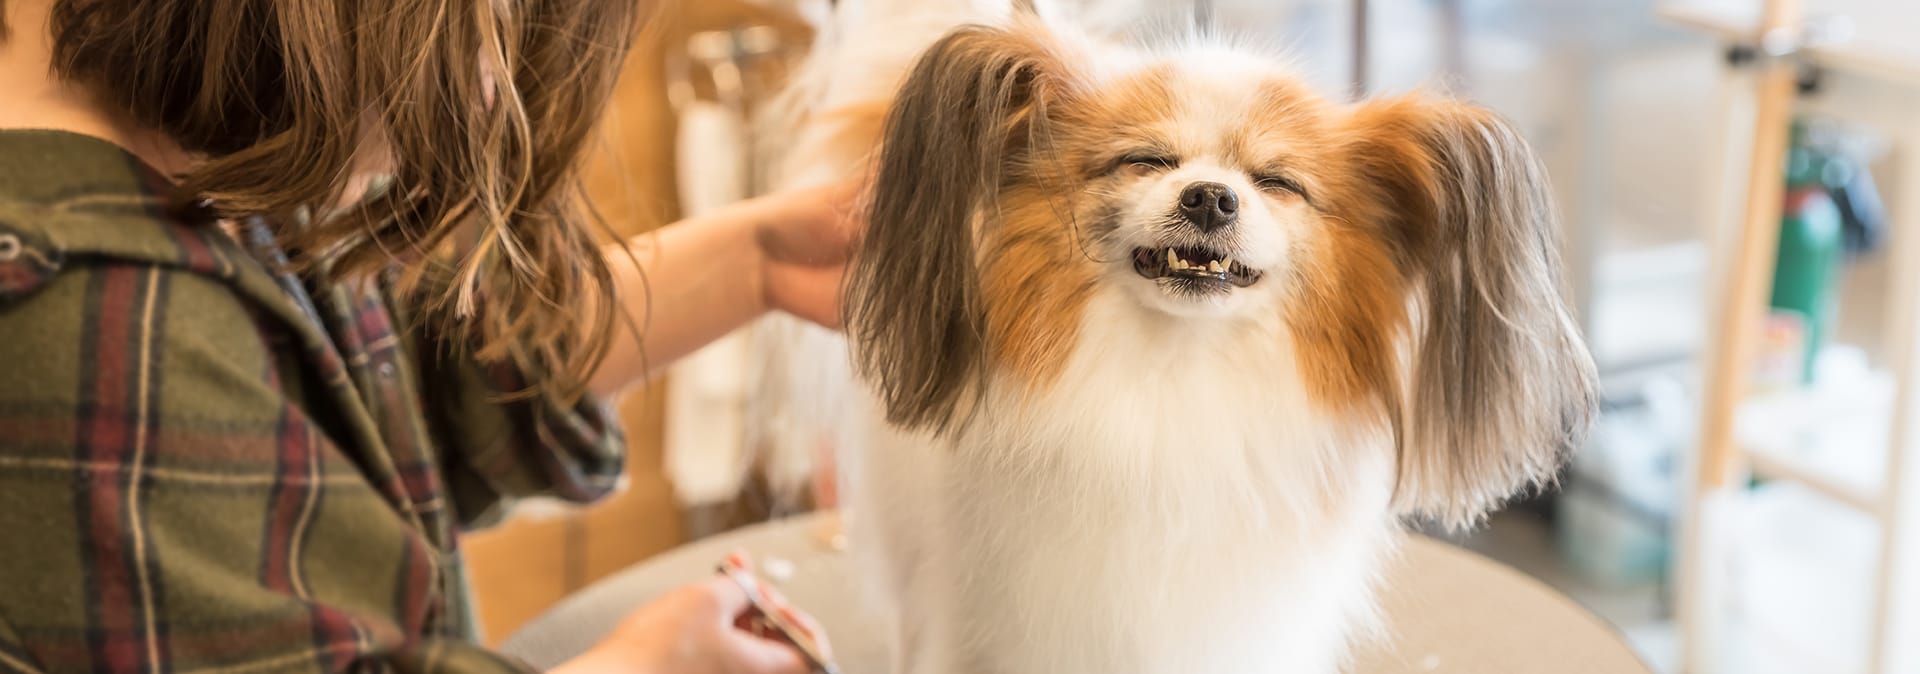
[{"xmin": 778, "ymin": 4, "xmax": 1598, "ymax": 673}]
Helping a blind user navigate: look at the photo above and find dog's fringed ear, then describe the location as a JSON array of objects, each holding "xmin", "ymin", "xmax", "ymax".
[
  {"xmin": 1347, "ymin": 98, "xmax": 1600, "ymax": 528},
  {"xmin": 845, "ymin": 25, "xmax": 1067, "ymax": 433}
]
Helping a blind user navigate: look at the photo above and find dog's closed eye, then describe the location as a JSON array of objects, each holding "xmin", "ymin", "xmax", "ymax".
[
  {"xmin": 1116, "ymin": 153, "xmax": 1178, "ymax": 176},
  {"xmin": 1251, "ymin": 173, "xmax": 1307, "ymax": 199}
]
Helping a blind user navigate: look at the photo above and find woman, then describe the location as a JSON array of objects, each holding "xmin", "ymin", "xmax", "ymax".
[{"xmin": 0, "ymin": 1, "xmax": 852, "ymax": 673}]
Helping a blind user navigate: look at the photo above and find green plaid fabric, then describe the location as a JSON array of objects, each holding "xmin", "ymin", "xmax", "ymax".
[{"xmin": 0, "ymin": 130, "xmax": 627, "ymax": 674}]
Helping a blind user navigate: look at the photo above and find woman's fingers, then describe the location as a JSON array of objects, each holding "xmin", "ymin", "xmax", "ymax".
[
  {"xmin": 695, "ymin": 573, "xmax": 756, "ymax": 621},
  {"xmin": 724, "ymin": 629, "xmax": 813, "ymax": 674},
  {"xmin": 765, "ymin": 265, "xmax": 846, "ymax": 329},
  {"xmin": 776, "ymin": 605, "xmax": 834, "ymax": 660},
  {"xmin": 717, "ymin": 550, "xmax": 834, "ymax": 666},
  {"xmin": 755, "ymin": 180, "xmax": 863, "ymax": 268}
]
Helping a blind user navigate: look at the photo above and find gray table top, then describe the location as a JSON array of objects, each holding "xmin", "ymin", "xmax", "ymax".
[{"xmin": 501, "ymin": 513, "xmax": 1651, "ymax": 673}]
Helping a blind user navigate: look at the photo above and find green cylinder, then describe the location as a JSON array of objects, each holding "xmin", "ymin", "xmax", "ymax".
[{"xmin": 1769, "ymin": 185, "xmax": 1843, "ymax": 385}]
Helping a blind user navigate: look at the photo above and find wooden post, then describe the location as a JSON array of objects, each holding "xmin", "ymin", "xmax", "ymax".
[
  {"xmin": 1694, "ymin": 0, "xmax": 1801, "ymax": 492},
  {"xmin": 1680, "ymin": 0, "xmax": 1801, "ymax": 671},
  {"xmin": 1870, "ymin": 117, "xmax": 1920, "ymax": 674}
]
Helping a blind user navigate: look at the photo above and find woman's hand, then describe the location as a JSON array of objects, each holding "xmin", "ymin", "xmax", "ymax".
[
  {"xmin": 750, "ymin": 179, "xmax": 864, "ymax": 329},
  {"xmin": 551, "ymin": 554, "xmax": 831, "ymax": 674},
  {"xmin": 588, "ymin": 177, "xmax": 866, "ymax": 397}
]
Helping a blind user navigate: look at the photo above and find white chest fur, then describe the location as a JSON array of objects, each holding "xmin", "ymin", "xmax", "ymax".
[{"xmin": 850, "ymin": 291, "xmax": 1406, "ymax": 674}]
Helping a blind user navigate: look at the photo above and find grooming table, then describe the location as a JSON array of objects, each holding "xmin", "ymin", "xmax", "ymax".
[{"xmin": 501, "ymin": 513, "xmax": 1651, "ymax": 673}]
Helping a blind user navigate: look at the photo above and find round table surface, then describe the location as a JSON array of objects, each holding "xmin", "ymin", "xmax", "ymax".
[{"xmin": 501, "ymin": 513, "xmax": 1651, "ymax": 674}]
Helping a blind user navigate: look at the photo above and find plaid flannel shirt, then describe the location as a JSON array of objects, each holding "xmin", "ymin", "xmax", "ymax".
[{"xmin": 0, "ymin": 130, "xmax": 627, "ymax": 673}]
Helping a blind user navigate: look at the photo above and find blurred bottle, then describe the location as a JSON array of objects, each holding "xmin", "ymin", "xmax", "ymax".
[{"xmin": 1763, "ymin": 119, "xmax": 1884, "ymax": 388}]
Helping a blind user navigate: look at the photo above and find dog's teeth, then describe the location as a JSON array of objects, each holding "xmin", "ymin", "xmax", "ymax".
[
  {"xmin": 1166, "ymin": 248, "xmax": 1180, "ymax": 269},
  {"xmin": 1223, "ymin": 257, "xmax": 1236, "ymax": 273},
  {"xmin": 1208, "ymin": 260, "xmax": 1223, "ymax": 273}
]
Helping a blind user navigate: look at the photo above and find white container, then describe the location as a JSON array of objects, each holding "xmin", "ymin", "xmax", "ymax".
[
  {"xmin": 1732, "ymin": 482, "xmax": 1878, "ymax": 673},
  {"xmin": 1557, "ymin": 375, "xmax": 1691, "ymax": 589}
]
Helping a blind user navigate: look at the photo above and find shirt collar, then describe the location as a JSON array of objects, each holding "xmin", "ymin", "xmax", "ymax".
[{"xmin": 0, "ymin": 129, "xmax": 233, "ymax": 265}]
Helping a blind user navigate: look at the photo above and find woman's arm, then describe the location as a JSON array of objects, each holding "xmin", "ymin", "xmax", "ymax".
[{"xmin": 587, "ymin": 180, "xmax": 859, "ymax": 398}]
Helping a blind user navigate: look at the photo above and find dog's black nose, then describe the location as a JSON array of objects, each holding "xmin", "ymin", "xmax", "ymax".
[{"xmin": 1178, "ymin": 181, "xmax": 1239, "ymax": 233}]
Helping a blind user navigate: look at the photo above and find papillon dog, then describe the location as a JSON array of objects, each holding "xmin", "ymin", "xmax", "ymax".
[{"xmin": 767, "ymin": 3, "xmax": 1598, "ymax": 673}]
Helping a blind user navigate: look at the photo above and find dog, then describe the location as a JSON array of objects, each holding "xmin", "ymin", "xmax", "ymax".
[
  {"xmin": 743, "ymin": 0, "xmax": 1172, "ymax": 513},
  {"xmin": 768, "ymin": 3, "xmax": 1598, "ymax": 673}
]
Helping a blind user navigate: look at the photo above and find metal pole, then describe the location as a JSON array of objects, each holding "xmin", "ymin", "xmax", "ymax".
[
  {"xmin": 1351, "ymin": 0, "xmax": 1369, "ymax": 99},
  {"xmin": 1438, "ymin": 0, "xmax": 1466, "ymax": 93}
]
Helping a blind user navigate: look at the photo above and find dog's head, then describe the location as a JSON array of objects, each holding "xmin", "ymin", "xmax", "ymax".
[{"xmin": 846, "ymin": 22, "xmax": 1598, "ymax": 526}]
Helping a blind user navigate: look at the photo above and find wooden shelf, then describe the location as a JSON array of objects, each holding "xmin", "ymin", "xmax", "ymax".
[
  {"xmin": 1658, "ymin": 0, "xmax": 1920, "ymax": 85},
  {"xmin": 1747, "ymin": 444, "xmax": 1880, "ymax": 514},
  {"xmin": 1735, "ymin": 377, "xmax": 1894, "ymax": 515}
]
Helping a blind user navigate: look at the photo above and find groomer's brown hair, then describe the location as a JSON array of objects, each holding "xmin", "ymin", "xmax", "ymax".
[{"xmin": 1, "ymin": 0, "xmax": 645, "ymax": 400}]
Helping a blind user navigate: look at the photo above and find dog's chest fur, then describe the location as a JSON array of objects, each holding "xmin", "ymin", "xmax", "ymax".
[{"xmin": 854, "ymin": 291, "xmax": 1405, "ymax": 674}]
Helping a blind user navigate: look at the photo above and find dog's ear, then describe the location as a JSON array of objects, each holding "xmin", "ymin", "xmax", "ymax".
[
  {"xmin": 846, "ymin": 24, "xmax": 1070, "ymax": 432},
  {"xmin": 1345, "ymin": 97, "xmax": 1599, "ymax": 527}
]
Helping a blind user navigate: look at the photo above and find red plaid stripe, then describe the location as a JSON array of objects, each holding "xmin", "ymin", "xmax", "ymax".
[{"xmin": 73, "ymin": 264, "xmax": 170, "ymax": 674}]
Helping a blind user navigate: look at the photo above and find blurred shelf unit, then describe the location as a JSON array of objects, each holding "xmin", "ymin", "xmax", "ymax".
[{"xmin": 1662, "ymin": 1, "xmax": 1920, "ymax": 673}]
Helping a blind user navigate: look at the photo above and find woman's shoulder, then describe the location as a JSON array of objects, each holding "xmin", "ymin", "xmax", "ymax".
[
  {"xmin": 0, "ymin": 128, "xmax": 253, "ymax": 288},
  {"xmin": 0, "ymin": 130, "xmax": 282, "ymax": 392}
]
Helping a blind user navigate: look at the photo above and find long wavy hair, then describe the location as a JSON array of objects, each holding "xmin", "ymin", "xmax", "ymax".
[{"xmin": 3, "ymin": 0, "xmax": 647, "ymax": 401}]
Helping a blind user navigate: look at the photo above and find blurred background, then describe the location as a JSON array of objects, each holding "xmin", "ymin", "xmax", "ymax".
[{"xmin": 463, "ymin": 1, "xmax": 1920, "ymax": 672}]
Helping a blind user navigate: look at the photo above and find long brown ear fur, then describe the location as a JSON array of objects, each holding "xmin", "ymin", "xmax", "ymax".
[
  {"xmin": 1345, "ymin": 98, "xmax": 1600, "ymax": 527},
  {"xmin": 845, "ymin": 25, "xmax": 1069, "ymax": 433}
]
